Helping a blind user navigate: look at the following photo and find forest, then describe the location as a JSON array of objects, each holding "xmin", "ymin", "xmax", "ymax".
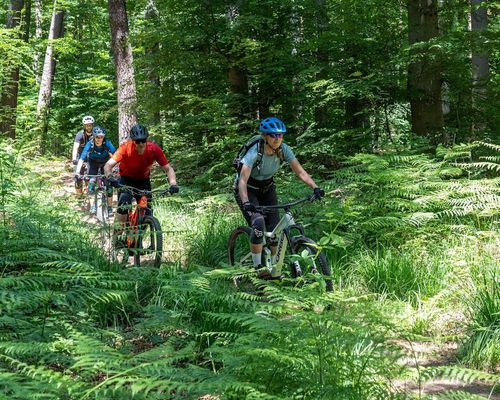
[{"xmin": 0, "ymin": 0, "xmax": 498, "ymax": 399}]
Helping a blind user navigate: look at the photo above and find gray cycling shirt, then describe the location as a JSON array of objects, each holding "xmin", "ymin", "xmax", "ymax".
[{"xmin": 240, "ymin": 142, "xmax": 296, "ymax": 182}]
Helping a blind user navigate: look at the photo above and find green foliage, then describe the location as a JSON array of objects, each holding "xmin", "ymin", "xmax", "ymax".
[
  {"xmin": 351, "ymin": 247, "xmax": 447, "ymax": 304},
  {"xmin": 460, "ymin": 267, "xmax": 500, "ymax": 371}
]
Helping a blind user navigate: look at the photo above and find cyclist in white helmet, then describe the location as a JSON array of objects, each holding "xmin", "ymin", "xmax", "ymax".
[{"xmin": 72, "ymin": 115, "xmax": 94, "ymax": 195}]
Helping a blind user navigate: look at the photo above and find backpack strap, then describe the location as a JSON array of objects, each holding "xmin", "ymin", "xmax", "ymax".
[{"xmin": 254, "ymin": 138, "xmax": 265, "ymax": 171}]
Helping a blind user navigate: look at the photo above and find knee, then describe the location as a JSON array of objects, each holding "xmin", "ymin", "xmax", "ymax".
[
  {"xmin": 250, "ymin": 215, "xmax": 265, "ymax": 244},
  {"xmin": 117, "ymin": 193, "xmax": 131, "ymax": 215}
]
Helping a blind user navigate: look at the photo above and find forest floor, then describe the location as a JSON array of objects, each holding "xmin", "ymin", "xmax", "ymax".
[{"xmin": 37, "ymin": 159, "xmax": 499, "ymax": 399}]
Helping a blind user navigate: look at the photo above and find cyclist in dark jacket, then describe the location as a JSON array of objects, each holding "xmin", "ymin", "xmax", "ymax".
[
  {"xmin": 75, "ymin": 126, "xmax": 116, "ymax": 215},
  {"xmin": 72, "ymin": 115, "xmax": 94, "ymax": 194},
  {"xmin": 234, "ymin": 117, "xmax": 324, "ymax": 277}
]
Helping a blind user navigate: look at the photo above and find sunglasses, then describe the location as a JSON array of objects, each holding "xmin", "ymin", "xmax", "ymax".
[
  {"xmin": 134, "ymin": 139, "xmax": 147, "ymax": 144},
  {"xmin": 266, "ymin": 133, "xmax": 284, "ymax": 139}
]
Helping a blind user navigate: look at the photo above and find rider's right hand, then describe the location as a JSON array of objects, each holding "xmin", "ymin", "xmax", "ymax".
[
  {"xmin": 243, "ymin": 201, "xmax": 256, "ymax": 212},
  {"xmin": 105, "ymin": 177, "xmax": 120, "ymax": 187},
  {"xmin": 74, "ymin": 173, "xmax": 80, "ymax": 180}
]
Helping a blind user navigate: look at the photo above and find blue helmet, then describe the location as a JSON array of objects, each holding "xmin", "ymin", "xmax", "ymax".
[
  {"xmin": 259, "ymin": 117, "xmax": 287, "ymax": 134},
  {"xmin": 92, "ymin": 126, "xmax": 106, "ymax": 137}
]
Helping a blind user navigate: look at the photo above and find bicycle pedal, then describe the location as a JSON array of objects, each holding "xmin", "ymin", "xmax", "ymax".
[{"xmin": 256, "ymin": 268, "xmax": 283, "ymax": 280}]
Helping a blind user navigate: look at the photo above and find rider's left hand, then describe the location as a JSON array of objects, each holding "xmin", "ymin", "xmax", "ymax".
[
  {"xmin": 168, "ymin": 184, "xmax": 179, "ymax": 194},
  {"xmin": 313, "ymin": 187, "xmax": 325, "ymax": 200}
]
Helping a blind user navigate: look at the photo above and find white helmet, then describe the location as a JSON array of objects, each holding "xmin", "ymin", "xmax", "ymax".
[{"xmin": 82, "ymin": 115, "xmax": 95, "ymax": 124}]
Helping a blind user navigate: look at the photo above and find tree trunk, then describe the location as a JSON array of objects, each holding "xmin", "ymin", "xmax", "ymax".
[
  {"xmin": 23, "ymin": 0, "xmax": 31, "ymax": 42},
  {"xmin": 108, "ymin": 0, "xmax": 137, "ymax": 144},
  {"xmin": 313, "ymin": 0, "xmax": 329, "ymax": 130},
  {"xmin": 226, "ymin": 1, "xmax": 249, "ymax": 128},
  {"xmin": 471, "ymin": 0, "xmax": 489, "ymax": 135},
  {"xmin": 228, "ymin": 66, "xmax": 249, "ymax": 120},
  {"xmin": 33, "ymin": 0, "xmax": 43, "ymax": 84},
  {"xmin": 0, "ymin": 0, "xmax": 24, "ymax": 139},
  {"xmin": 407, "ymin": 0, "xmax": 445, "ymax": 144},
  {"xmin": 36, "ymin": 0, "xmax": 64, "ymax": 151}
]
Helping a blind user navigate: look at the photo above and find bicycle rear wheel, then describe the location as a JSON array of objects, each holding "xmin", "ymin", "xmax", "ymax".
[
  {"xmin": 134, "ymin": 215, "xmax": 163, "ymax": 267},
  {"xmin": 290, "ymin": 236, "xmax": 333, "ymax": 292},
  {"xmin": 228, "ymin": 226, "xmax": 253, "ymax": 268}
]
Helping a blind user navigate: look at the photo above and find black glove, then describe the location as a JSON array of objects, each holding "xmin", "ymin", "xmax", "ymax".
[
  {"xmin": 168, "ymin": 184, "xmax": 179, "ymax": 194},
  {"xmin": 243, "ymin": 201, "xmax": 256, "ymax": 212},
  {"xmin": 72, "ymin": 159, "xmax": 78, "ymax": 165},
  {"xmin": 106, "ymin": 177, "xmax": 120, "ymax": 188},
  {"xmin": 74, "ymin": 173, "xmax": 81, "ymax": 180},
  {"xmin": 313, "ymin": 187, "xmax": 325, "ymax": 200}
]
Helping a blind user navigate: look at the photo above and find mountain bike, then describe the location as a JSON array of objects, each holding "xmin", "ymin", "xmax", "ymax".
[
  {"xmin": 111, "ymin": 184, "xmax": 171, "ymax": 268},
  {"xmin": 85, "ymin": 172, "xmax": 110, "ymax": 223},
  {"xmin": 228, "ymin": 195, "xmax": 333, "ymax": 292}
]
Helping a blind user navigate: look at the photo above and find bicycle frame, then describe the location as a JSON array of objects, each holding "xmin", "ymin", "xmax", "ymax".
[
  {"xmin": 257, "ymin": 197, "xmax": 309, "ymax": 277},
  {"xmin": 126, "ymin": 195, "xmax": 149, "ymax": 248}
]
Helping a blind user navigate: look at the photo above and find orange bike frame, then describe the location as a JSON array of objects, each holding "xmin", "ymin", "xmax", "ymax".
[{"xmin": 126, "ymin": 195, "xmax": 149, "ymax": 248}]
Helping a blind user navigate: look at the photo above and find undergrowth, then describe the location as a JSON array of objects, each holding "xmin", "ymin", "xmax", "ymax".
[{"xmin": 0, "ymin": 140, "xmax": 498, "ymax": 399}]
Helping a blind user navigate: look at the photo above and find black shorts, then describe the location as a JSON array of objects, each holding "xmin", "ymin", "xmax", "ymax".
[
  {"xmin": 234, "ymin": 180, "xmax": 279, "ymax": 234},
  {"xmin": 117, "ymin": 176, "xmax": 152, "ymax": 215}
]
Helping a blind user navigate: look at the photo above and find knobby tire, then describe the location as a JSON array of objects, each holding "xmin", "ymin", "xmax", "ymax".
[
  {"xmin": 134, "ymin": 215, "xmax": 163, "ymax": 268},
  {"xmin": 290, "ymin": 236, "xmax": 333, "ymax": 292}
]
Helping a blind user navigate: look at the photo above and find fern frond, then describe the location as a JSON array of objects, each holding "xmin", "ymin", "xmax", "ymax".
[
  {"xmin": 455, "ymin": 162, "xmax": 500, "ymax": 173},
  {"xmin": 420, "ymin": 366, "xmax": 499, "ymax": 384}
]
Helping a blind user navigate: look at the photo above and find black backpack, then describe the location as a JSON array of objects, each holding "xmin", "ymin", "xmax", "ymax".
[{"xmin": 232, "ymin": 135, "xmax": 284, "ymax": 172}]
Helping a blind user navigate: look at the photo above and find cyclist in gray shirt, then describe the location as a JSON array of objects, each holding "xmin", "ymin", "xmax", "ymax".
[{"xmin": 234, "ymin": 117, "xmax": 324, "ymax": 278}]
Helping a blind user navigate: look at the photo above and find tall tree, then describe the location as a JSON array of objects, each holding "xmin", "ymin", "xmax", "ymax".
[
  {"xmin": 36, "ymin": 0, "xmax": 64, "ymax": 149},
  {"xmin": 108, "ymin": 0, "xmax": 137, "ymax": 143},
  {"xmin": 470, "ymin": 0, "xmax": 489, "ymax": 134},
  {"xmin": 0, "ymin": 0, "xmax": 24, "ymax": 139},
  {"xmin": 33, "ymin": 0, "xmax": 43, "ymax": 85},
  {"xmin": 226, "ymin": 1, "xmax": 249, "ymax": 124},
  {"xmin": 407, "ymin": 0, "xmax": 445, "ymax": 143},
  {"xmin": 313, "ymin": 0, "xmax": 329, "ymax": 130}
]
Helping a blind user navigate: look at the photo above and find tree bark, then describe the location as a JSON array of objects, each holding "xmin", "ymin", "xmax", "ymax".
[
  {"xmin": 407, "ymin": 0, "xmax": 445, "ymax": 144},
  {"xmin": 36, "ymin": 0, "xmax": 64, "ymax": 151},
  {"xmin": 108, "ymin": 0, "xmax": 137, "ymax": 144},
  {"xmin": 313, "ymin": 0, "xmax": 329, "ymax": 130},
  {"xmin": 0, "ymin": 0, "xmax": 24, "ymax": 139},
  {"xmin": 471, "ymin": 0, "xmax": 489, "ymax": 135},
  {"xmin": 33, "ymin": 0, "xmax": 43, "ymax": 84},
  {"xmin": 23, "ymin": 0, "xmax": 31, "ymax": 42},
  {"xmin": 226, "ymin": 1, "xmax": 249, "ymax": 126}
]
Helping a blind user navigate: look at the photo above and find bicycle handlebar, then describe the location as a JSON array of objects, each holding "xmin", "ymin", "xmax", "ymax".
[
  {"xmin": 108, "ymin": 181, "xmax": 174, "ymax": 197},
  {"xmin": 254, "ymin": 195, "xmax": 316, "ymax": 212}
]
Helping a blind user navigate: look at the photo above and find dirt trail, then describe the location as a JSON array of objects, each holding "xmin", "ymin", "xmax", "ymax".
[{"xmin": 394, "ymin": 340, "xmax": 499, "ymax": 398}]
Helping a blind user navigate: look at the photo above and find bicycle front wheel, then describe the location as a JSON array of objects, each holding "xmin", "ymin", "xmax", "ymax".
[
  {"xmin": 228, "ymin": 226, "xmax": 253, "ymax": 268},
  {"xmin": 134, "ymin": 215, "xmax": 163, "ymax": 268},
  {"xmin": 290, "ymin": 236, "xmax": 333, "ymax": 292},
  {"xmin": 96, "ymin": 191, "xmax": 108, "ymax": 223}
]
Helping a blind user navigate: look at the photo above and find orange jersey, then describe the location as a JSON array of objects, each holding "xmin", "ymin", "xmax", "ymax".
[{"xmin": 112, "ymin": 140, "xmax": 169, "ymax": 179}]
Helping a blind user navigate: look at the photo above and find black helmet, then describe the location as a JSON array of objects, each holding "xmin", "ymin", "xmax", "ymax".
[{"xmin": 130, "ymin": 124, "xmax": 149, "ymax": 140}]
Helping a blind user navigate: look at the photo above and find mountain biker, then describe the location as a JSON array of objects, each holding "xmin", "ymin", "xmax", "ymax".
[
  {"xmin": 72, "ymin": 115, "xmax": 95, "ymax": 195},
  {"xmin": 103, "ymin": 124, "xmax": 178, "ymax": 237},
  {"xmin": 234, "ymin": 117, "xmax": 325, "ymax": 278},
  {"xmin": 75, "ymin": 126, "xmax": 116, "ymax": 215}
]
